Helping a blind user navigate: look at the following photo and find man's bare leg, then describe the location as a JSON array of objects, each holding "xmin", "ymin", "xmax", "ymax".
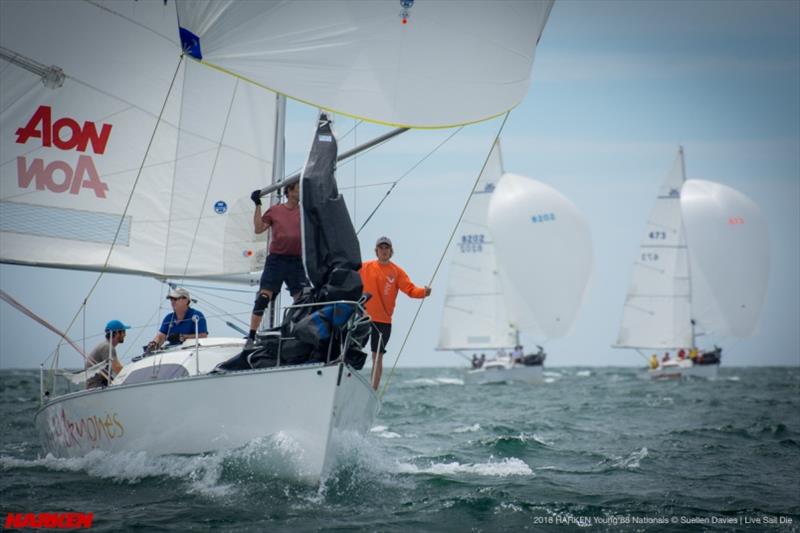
[{"xmin": 371, "ymin": 351, "xmax": 383, "ymax": 391}]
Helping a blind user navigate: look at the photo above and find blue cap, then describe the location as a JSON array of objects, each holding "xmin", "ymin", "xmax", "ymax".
[{"xmin": 105, "ymin": 319, "xmax": 131, "ymax": 332}]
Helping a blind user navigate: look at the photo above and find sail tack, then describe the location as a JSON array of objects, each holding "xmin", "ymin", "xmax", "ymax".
[{"xmin": 488, "ymin": 173, "xmax": 593, "ymax": 339}]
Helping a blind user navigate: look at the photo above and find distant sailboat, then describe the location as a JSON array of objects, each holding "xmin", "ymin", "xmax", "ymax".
[
  {"xmin": 437, "ymin": 141, "xmax": 593, "ymax": 384},
  {"xmin": 614, "ymin": 147, "xmax": 769, "ymax": 379},
  {"xmin": 1, "ymin": 0, "xmax": 554, "ymax": 481}
]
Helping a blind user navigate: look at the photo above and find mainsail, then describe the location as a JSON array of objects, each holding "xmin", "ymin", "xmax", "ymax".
[
  {"xmin": 437, "ymin": 141, "xmax": 516, "ymax": 351},
  {"xmin": 616, "ymin": 149, "xmax": 691, "ymax": 349}
]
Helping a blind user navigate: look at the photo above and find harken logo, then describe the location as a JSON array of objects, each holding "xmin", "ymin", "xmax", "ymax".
[
  {"xmin": 5, "ymin": 512, "xmax": 94, "ymax": 529},
  {"xmin": 15, "ymin": 105, "xmax": 112, "ymax": 198}
]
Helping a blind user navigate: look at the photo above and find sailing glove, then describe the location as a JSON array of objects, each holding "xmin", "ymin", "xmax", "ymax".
[{"xmin": 250, "ymin": 190, "xmax": 262, "ymax": 206}]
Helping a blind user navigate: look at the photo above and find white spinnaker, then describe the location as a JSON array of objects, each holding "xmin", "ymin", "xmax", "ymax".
[
  {"xmin": 681, "ymin": 179, "xmax": 769, "ymax": 337},
  {"xmin": 1, "ymin": 0, "xmax": 555, "ymax": 278},
  {"xmin": 616, "ymin": 150, "xmax": 692, "ymax": 349},
  {"xmin": 437, "ymin": 141, "xmax": 516, "ymax": 351},
  {"xmin": 0, "ymin": 0, "xmax": 272, "ymax": 278},
  {"xmin": 488, "ymin": 173, "xmax": 593, "ymax": 339},
  {"xmin": 175, "ymin": 0, "xmax": 554, "ymax": 128}
]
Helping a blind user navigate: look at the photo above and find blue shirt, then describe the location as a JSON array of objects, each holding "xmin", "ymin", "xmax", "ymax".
[{"xmin": 159, "ymin": 308, "xmax": 208, "ymax": 340}]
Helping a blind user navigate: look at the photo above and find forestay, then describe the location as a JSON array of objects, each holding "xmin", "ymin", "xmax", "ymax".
[
  {"xmin": 437, "ymin": 141, "xmax": 516, "ymax": 351},
  {"xmin": 615, "ymin": 151, "xmax": 692, "ymax": 349},
  {"xmin": 488, "ymin": 173, "xmax": 593, "ymax": 339},
  {"xmin": 681, "ymin": 179, "xmax": 769, "ymax": 338}
]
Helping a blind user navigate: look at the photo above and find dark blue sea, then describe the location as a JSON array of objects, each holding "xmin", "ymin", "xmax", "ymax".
[{"xmin": 1, "ymin": 367, "xmax": 799, "ymax": 532}]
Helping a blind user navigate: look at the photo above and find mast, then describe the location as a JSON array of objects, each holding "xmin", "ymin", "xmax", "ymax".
[
  {"xmin": 265, "ymin": 94, "xmax": 287, "ymax": 329},
  {"xmin": 678, "ymin": 146, "xmax": 697, "ymax": 349}
]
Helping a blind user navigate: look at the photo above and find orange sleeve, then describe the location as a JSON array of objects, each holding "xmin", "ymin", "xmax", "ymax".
[{"xmin": 397, "ymin": 266, "xmax": 426, "ymax": 299}]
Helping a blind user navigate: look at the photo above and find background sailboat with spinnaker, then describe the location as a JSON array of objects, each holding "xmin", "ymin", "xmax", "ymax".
[
  {"xmin": 437, "ymin": 140, "xmax": 593, "ymax": 384},
  {"xmin": 614, "ymin": 147, "xmax": 769, "ymax": 379}
]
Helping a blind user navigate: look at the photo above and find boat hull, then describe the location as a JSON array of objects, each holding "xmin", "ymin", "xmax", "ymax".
[
  {"xmin": 466, "ymin": 363, "xmax": 544, "ymax": 384},
  {"xmin": 35, "ymin": 362, "xmax": 377, "ymax": 483},
  {"xmin": 649, "ymin": 360, "xmax": 719, "ymax": 380}
]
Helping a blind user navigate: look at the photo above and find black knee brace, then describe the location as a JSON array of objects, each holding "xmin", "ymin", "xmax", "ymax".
[{"xmin": 253, "ymin": 292, "xmax": 270, "ymax": 316}]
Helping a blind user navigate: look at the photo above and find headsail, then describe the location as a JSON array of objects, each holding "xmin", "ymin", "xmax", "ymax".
[
  {"xmin": 488, "ymin": 173, "xmax": 593, "ymax": 339},
  {"xmin": 615, "ymin": 149, "xmax": 692, "ymax": 349},
  {"xmin": 681, "ymin": 179, "xmax": 769, "ymax": 337},
  {"xmin": 437, "ymin": 141, "xmax": 516, "ymax": 351},
  {"xmin": 175, "ymin": 1, "xmax": 554, "ymax": 128}
]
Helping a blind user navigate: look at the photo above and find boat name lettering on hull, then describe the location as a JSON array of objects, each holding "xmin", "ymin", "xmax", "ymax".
[
  {"xmin": 48, "ymin": 407, "xmax": 125, "ymax": 449},
  {"xmin": 15, "ymin": 106, "xmax": 111, "ymax": 198}
]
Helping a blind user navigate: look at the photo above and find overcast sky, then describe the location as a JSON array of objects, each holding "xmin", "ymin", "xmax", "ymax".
[{"xmin": 1, "ymin": 0, "xmax": 798, "ymax": 369}]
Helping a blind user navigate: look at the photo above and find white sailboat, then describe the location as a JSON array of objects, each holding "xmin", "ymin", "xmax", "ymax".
[
  {"xmin": 437, "ymin": 141, "xmax": 593, "ymax": 384},
  {"xmin": 614, "ymin": 147, "xmax": 769, "ymax": 380},
  {"xmin": 1, "ymin": 1, "xmax": 554, "ymax": 481}
]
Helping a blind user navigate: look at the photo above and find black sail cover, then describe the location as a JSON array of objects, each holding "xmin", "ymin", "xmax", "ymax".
[
  {"xmin": 301, "ymin": 114, "xmax": 362, "ymax": 286},
  {"xmin": 214, "ymin": 114, "xmax": 369, "ymax": 373}
]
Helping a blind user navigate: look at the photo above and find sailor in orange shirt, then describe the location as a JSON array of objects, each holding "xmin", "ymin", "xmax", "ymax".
[{"xmin": 360, "ymin": 236, "xmax": 431, "ymax": 390}]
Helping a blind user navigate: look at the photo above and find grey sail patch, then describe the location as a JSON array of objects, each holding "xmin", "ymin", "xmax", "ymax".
[{"xmin": 0, "ymin": 201, "xmax": 131, "ymax": 245}]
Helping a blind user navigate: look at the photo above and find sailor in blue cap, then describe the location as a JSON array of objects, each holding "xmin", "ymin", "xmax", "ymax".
[{"xmin": 85, "ymin": 319, "xmax": 131, "ymax": 389}]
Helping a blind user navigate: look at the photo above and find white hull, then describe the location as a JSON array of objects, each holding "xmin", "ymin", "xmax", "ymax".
[
  {"xmin": 35, "ymin": 351, "xmax": 377, "ymax": 483},
  {"xmin": 648, "ymin": 359, "xmax": 719, "ymax": 380},
  {"xmin": 466, "ymin": 360, "xmax": 544, "ymax": 384}
]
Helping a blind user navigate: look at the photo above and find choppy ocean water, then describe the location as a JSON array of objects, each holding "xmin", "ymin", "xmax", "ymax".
[{"xmin": 1, "ymin": 366, "xmax": 798, "ymax": 532}]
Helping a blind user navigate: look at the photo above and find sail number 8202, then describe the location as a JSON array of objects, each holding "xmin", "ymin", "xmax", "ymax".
[{"xmin": 459, "ymin": 234, "xmax": 485, "ymax": 253}]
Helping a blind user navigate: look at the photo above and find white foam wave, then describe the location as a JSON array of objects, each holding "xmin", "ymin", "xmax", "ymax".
[
  {"xmin": 0, "ymin": 450, "xmax": 230, "ymax": 497},
  {"xmin": 396, "ymin": 457, "xmax": 533, "ymax": 477},
  {"xmin": 544, "ymin": 378, "xmax": 556, "ymax": 383},
  {"xmin": 403, "ymin": 377, "xmax": 464, "ymax": 386},
  {"xmin": 726, "ymin": 376, "xmax": 741, "ymax": 381},
  {"xmin": 543, "ymin": 371, "xmax": 562, "ymax": 378},
  {"xmin": 610, "ymin": 447, "xmax": 649, "ymax": 469},
  {"xmin": 0, "ymin": 431, "xmax": 317, "ymax": 496},
  {"xmin": 453, "ymin": 424, "xmax": 481, "ymax": 433},
  {"xmin": 575, "ymin": 370, "xmax": 592, "ymax": 377}
]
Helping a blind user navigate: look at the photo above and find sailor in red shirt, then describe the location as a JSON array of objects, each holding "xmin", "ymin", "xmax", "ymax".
[
  {"xmin": 248, "ymin": 183, "xmax": 308, "ymax": 345},
  {"xmin": 360, "ymin": 236, "xmax": 431, "ymax": 390}
]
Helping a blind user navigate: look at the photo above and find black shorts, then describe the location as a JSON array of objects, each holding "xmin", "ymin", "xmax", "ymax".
[
  {"xmin": 259, "ymin": 254, "xmax": 308, "ymax": 295},
  {"xmin": 369, "ymin": 322, "xmax": 392, "ymax": 354}
]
